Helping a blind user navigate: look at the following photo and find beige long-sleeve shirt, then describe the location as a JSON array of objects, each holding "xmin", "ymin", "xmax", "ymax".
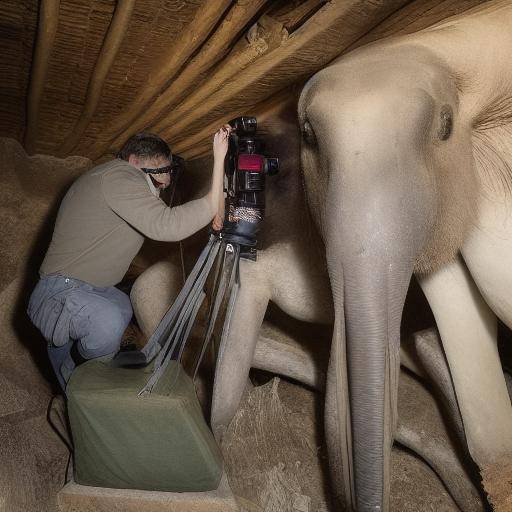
[{"xmin": 40, "ymin": 159, "xmax": 214, "ymax": 287}]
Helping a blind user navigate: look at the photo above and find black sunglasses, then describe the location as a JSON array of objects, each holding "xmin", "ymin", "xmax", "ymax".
[{"xmin": 140, "ymin": 164, "xmax": 173, "ymax": 175}]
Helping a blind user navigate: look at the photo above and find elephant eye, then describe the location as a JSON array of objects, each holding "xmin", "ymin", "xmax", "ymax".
[
  {"xmin": 438, "ymin": 104, "xmax": 453, "ymax": 141},
  {"xmin": 302, "ymin": 121, "xmax": 317, "ymax": 145}
]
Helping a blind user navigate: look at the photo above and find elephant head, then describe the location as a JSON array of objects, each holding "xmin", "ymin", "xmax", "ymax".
[{"xmin": 298, "ymin": 43, "xmax": 479, "ymax": 511}]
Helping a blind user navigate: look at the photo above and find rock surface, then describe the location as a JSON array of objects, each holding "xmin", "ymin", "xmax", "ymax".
[{"xmin": 0, "ymin": 138, "xmax": 90, "ymax": 511}]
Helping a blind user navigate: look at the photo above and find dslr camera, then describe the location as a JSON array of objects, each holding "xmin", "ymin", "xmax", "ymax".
[{"xmin": 222, "ymin": 116, "xmax": 279, "ymax": 256}]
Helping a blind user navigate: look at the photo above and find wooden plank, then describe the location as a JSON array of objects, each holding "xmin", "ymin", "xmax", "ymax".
[
  {"xmin": 270, "ymin": 0, "xmax": 326, "ymax": 32},
  {"xmin": 58, "ymin": 472, "xmax": 239, "ymax": 512},
  {"xmin": 88, "ymin": 0, "xmax": 232, "ymax": 158},
  {"xmin": 58, "ymin": 0, "xmax": 136, "ymax": 156},
  {"xmin": 24, "ymin": 0, "xmax": 60, "ymax": 154},
  {"xmin": 108, "ymin": 0, "xmax": 269, "ymax": 154},
  {"xmin": 154, "ymin": 0, "xmax": 410, "ymax": 147}
]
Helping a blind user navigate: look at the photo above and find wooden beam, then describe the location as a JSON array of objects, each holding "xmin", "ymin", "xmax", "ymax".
[
  {"xmin": 57, "ymin": 0, "xmax": 136, "ymax": 156},
  {"xmin": 181, "ymin": 142, "xmax": 211, "ymax": 161},
  {"xmin": 271, "ymin": 0, "xmax": 326, "ymax": 32},
  {"xmin": 174, "ymin": 87, "xmax": 297, "ymax": 159},
  {"xmin": 24, "ymin": 0, "xmax": 60, "ymax": 155},
  {"xmin": 90, "ymin": 0, "xmax": 232, "ymax": 157},
  {"xmin": 154, "ymin": 0, "xmax": 410, "ymax": 147},
  {"xmin": 179, "ymin": 92, "xmax": 296, "ymax": 160},
  {"xmin": 108, "ymin": 0, "xmax": 268, "ymax": 154},
  {"xmin": 177, "ymin": 0, "xmax": 484, "ymax": 162},
  {"xmin": 151, "ymin": 15, "xmax": 288, "ymax": 138}
]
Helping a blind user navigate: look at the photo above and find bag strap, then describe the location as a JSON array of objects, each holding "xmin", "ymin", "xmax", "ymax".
[
  {"xmin": 114, "ymin": 234, "xmax": 242, "ymax": 396},
  {"xmin": 192, "ymin": 243, "xmax": 240, "ymax": 379},
  {"xmin": 112, "ymin": 235, "xmax": 219, "ymax": 368}
]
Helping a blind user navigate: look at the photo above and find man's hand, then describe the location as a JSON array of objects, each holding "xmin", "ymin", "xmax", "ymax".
[
  {"xmin": 213, "ymin": 125, "xmax": 232, "ymax": 161},
  {"xmin": 208, "ymin": 124, "xmax": 231, "ymax": 221},
  {"xmin": 212, "ymin": 213, "xmax": 223, "ymax": 231}
]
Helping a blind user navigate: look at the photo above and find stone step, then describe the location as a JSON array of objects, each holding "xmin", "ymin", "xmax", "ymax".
[{"xmin": 58, "ymin": 472, "xmax": 239, "ymax": 512}]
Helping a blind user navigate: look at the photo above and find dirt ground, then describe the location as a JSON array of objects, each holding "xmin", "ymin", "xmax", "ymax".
[{"xmin": 222, "ymin": 375, "xmax": 460, "ymax": 512}]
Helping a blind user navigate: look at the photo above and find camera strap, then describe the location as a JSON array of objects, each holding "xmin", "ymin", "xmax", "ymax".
[{"xmin": 112, "ymin": 234, "xmax": 241, "ymax": 396}]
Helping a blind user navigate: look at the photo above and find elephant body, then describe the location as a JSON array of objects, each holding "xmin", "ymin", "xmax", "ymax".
[
  {"xmin": 131, "ymin": 4, "xmax": 512, "ymax": 510},
  {"xmin": 132, "ymin": 104, "xmax": 485, "ymax": 510},
  {"xmin": 298, "ymin": 0, "xmax": 512, "ymax": 510}
]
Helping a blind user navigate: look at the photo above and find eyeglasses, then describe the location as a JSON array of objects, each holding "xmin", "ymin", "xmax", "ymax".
[{"xmin": 140, "ymin": 164, "xmax": 173, "ymax": 175}]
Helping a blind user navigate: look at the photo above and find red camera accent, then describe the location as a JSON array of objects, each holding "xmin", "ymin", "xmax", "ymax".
[{"xmin": 238, "ymin": 153, "xmax": 264, "ymax": 172}]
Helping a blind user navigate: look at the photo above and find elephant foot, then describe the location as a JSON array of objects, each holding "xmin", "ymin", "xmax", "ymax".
[{"xmin": 480, "ymin": 455, "xmax": 512, "ymax": 512}]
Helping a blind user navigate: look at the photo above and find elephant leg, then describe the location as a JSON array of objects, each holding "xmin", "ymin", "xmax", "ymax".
[
  {"xmin": 211, "ymin": 263, "xmax": 269, "ymax": 441},
  {"xmin": 412, "ymin": 328, "xmax": 467, "ymax": 445},
  {"xmin": 418, "ymin": 256, "xmax": 512, "ymax": 501},
  {"xmin": 254, "ymin": 321, "xmax": 427, "ymax": 393},
  {"xmin": 253, "ymin": 321, "xmax": 327, "ymax": 390},
  {"xmin": 400, "ymin": 332, "xmax": 427, "ymax": 379},
  {"xmin": 130, "ymin": 260, "xmax": 184, "ymax": 338}
]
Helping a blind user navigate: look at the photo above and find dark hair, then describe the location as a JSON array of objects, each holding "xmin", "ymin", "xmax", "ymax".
[{"xmin": 117, "ymin": 132, "xmax": 172, "ymax": 161}]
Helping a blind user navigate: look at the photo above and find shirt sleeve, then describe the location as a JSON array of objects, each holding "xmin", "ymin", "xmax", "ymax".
[{"xmin": 102, "ymin": 166, "xmax": 215, "ymax": 242}]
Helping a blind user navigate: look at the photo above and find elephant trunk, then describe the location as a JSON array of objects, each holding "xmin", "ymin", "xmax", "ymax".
[
  {"xmin": 325, "ymin": 205, "xmax": 418, "ymax": 509},
  {"xmin": 330, "ymin": 244, "xmax": 413, "ymax": 511},
  {"xmin": 320, "ymin": 91, "xmax": 435, "ymax": 510}
]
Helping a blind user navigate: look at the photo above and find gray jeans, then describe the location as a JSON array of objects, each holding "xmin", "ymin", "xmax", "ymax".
[{"xmin": 27, "ymin": 275, "xmax": 132, "ymax": 390}]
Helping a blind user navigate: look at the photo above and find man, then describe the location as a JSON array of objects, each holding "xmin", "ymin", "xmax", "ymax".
[{"xmin": 28, "ymin": 128, "xmax": 229, "ymax": 390}]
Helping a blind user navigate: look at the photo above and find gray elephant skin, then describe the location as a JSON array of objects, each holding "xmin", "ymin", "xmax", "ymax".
[
  {"xmin": 132, "ymin": 2, "xmax": 512, "ymax": 511},
  {"xmin": 298, "ymin": 1, "xmax": 512, "ymax": 511}
]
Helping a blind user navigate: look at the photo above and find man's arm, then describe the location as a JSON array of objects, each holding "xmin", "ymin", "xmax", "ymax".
[{"xmin": 102, "ymin": 126, "xmax": 230, "ymax": 242}]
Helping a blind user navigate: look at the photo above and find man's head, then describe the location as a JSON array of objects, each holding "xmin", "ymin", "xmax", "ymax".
[{"xmin": 117, "ymin": 133, "xmax": 172, "ymax": 189}]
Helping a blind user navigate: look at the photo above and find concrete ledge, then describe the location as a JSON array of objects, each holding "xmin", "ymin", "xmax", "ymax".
[{"xmin": 58, "ymin": 472, "xmax": 239, "ymax": 512}]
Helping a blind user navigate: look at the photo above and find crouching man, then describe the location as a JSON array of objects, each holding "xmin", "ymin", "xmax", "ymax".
[{"xmin": 28, "ymin": 128, "xmax": 229, "ymax": 390}]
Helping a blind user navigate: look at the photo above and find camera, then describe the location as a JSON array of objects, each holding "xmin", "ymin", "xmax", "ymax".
[{"xmin": 223, "ymin": 117, "xmax": 279, "ymax": 253}]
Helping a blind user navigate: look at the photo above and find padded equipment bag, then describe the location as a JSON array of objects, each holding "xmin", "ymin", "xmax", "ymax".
[{"xmin": 67, "ymin": 359, "xmax": 223, "ymax": 492}]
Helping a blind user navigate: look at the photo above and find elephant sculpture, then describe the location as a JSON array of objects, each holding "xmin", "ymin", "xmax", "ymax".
[
  {"xmin": 132, "ymin": 104, "xmax": 488, "ymax": 510},
  {"xmin": 131, "ymin": 2, "xmax": 512, "ymax": 510},
  {"xmin": 296, "ymin": 0, "xmax": 512, "ymax": 510}
]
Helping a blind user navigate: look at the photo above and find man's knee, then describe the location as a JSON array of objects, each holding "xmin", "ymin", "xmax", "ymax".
[
  {"xmin": 109, "ymin": 287, "xmax": 133, "ymax": 324},
  {"xmin": 73, "ymin": 303, "xmax": 129, "ymax": 359}
]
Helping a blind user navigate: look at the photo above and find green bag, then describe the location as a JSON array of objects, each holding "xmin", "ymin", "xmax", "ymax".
[{"xmin": 67, "ymin": 359, "xmax": 223, "ymax": 492}]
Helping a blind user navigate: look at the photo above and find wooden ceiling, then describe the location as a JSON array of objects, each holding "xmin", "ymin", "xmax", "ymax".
[{"xmin": 0, "ymin": 0, "xmax": 488, "ymax": 162}]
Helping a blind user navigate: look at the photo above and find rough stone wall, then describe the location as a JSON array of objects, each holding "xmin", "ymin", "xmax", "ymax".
[
  {"xmin": 0, "ymin": 138, "xmax": 91, "ymax": 511},
  {"xmin": 0, "ymin": 0, "xmax": 38, "ymax": 142}
]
